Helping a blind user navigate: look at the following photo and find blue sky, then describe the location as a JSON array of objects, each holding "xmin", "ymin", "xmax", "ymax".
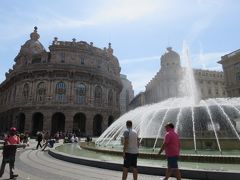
[{"xmin": 0, "ymin": 0, "xmax": 240, "ymax": 94}]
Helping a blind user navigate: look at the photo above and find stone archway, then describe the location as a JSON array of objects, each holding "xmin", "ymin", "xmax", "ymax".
[
  {"xmin": 108, "ymin": 115, "xmax": 114, "ymax": 127},
  {"xmin": 17, "ymin": 113, "xmax": 25, "ymax": 133},
  {"xmin": 51, "ymin": 112, "xmax": 65, "ymax": 134},
  {"xmin": 32, "ymin": 112, "xmax": 44, "ymax": 135},
  {"xmin": 73, "ymin": 113, "xmax": 86, "ymax": 136},
  {"xmin": 93, "ymin": 114, "xmax": 103, "ymax": 136}
]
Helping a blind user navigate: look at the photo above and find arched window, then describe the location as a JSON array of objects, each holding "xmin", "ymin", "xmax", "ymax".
[
  {"xmin": 36, "ymin": 82, "xmax": 46, "ymax": 102},
  {"xmin": 76, "ymin": 83, "xmax": 86, "ymax": 104},
  {"xmin": 56, "ymin": 82, "xmax": 66, "ymax": 103},
  {"xmin": 23, "ymin": 83, "xmax": 29, "ymax": 101},
  {"xmin": 60, "ymin": 52, "xmax": 65, "ymax": 63},
  {"xmin": 94, "ymin": 86, "xmax": 102, "ymax": 104},
  {"xmin": 108, "ymin": 89, "xmax": 113, "ymax": 105}
]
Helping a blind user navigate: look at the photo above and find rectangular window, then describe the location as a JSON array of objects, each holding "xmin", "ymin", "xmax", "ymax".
[
  {"xmin": 56, "ymin": 94, "xmax": 65, "ymax": 103},
  {"xmin": 80, "ymin": 57, "xmax": 85, "ymax": 65},
  {"xmin": 76, "ymin": 96, "xmax": 85, "ymax": 104},
  {"xmin": 235, "ymin": 62, "xmax": 240, "ymax": 80}
]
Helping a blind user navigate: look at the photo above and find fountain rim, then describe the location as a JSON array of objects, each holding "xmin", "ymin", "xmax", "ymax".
[
  {"xmin": 80, "ymin": 142, "xmax": 240, "ymax": 164},
  {"xmin": 49, "ymin": 143, "xmax": 240, "ymax": 180}
]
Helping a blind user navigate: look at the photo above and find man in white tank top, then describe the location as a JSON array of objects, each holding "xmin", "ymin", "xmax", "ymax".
[{"xmin": 122, "ymin": 120, "xmax": 139, "ymax": 180}]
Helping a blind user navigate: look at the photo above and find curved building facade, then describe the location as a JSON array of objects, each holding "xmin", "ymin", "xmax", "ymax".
[
  {"xmin": 0, "ymin": 27, "xmax": 122, "ymax": 136},
  {"xmin": 145, "ymin": 47, "xmax": 183, "ymax": 104}
]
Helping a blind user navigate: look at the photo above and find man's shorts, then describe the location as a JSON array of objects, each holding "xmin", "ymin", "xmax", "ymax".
[
  {"xmin": 167, "ymin": 156, "xmax": 179, "ymax": 168},
  {"xmin": 123, "ymin": 153, "xmax": 138, "ymax": 168}
]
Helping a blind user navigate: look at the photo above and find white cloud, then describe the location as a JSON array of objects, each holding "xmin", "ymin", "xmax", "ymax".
[
  {"xmin": 90, "ymin": 0, "xmax": 159, "ymax": 24},
  {"xmin": 186, "ymin": 0, "xmax": 224, "ymax": 44}
]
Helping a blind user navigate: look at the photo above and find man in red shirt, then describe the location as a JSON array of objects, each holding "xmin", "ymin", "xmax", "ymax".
[
  {"xmin": 0, "ymin": 127, "xmax": 20, "ymax": 179},
  {"xmin": 158, "ymin": 122, "xmax": 181, "ymax": 180}
]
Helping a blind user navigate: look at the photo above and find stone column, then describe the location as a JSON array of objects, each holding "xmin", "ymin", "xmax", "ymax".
[
  {"xmin": 71, "ymin": 80, "xmax": 75, "ymax": 104},
  {"xmin": 43, "ymin": 112, "xmax": 52, "ymax": 132},
  {"xmin": 51, "ymin": 79, "xmax": 54, "ymax": 102},
  {"xmin": 67, "ymin": 80, "xmax": 71, "ymax": 103},
  {"xmin": 64, "ymin": 110, "xmax": 74, "ymax": 132},
  {"xmin": 24, "ymin": 112, "xmax": 32, "ymax": 133},
  {"xmin": 86, "ymin": 112, "xmax": 94, "ymax": 136}
]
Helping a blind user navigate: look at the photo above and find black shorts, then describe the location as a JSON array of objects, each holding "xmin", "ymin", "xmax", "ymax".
[
  {"xmin": 167, "ymin": 156, "xmax": 179, "ymax": 169},
  {"xmin": 123, "ymin": 153, "xmax": 138, "ymax": 168}
]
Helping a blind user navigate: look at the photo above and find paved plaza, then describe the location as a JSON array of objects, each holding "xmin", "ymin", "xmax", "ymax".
[{"xmin": 0, "ymin": 141, "xmax": 192, "ymax": 180}]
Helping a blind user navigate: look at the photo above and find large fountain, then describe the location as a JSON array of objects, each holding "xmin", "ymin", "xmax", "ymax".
[{"xmin": 91, "ymin": 44, "xmax": 240, "ymax": 161}]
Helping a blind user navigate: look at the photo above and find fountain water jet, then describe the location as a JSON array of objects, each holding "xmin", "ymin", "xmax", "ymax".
[{"xmin": 95, "ymin": 44, "xmax": 240, "ymax": 154}]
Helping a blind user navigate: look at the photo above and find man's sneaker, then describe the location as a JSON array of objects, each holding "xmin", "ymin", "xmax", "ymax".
[{"xmin": 10, "ymin": 174, "xmax": 18, "ymax": 179}]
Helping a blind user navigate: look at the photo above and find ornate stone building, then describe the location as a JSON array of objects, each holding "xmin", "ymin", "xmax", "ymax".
[
  {"xmin": 119, "ymin": 74, "xmax": 134, "ymax": 115},
  {"xmin": 0, "ymin": 27, "xmax": 122, "ymax": 136},
  {"xmin": 218, "ymin": 49, "xmax": 240, "ymax": 97},
  {"xmin": 194, "ymin": 69, "xmax": 226, "ymax": 99},
  {"xmin": 145, "ymin": 47, "xmax": 182, "ymax": 104},
  {"xmin": 144, "ymin": 47, "xmax": 226, "ymax": 105}
]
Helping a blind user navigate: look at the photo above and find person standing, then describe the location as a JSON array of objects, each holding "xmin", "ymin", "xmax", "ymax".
[
  {"xmin": 0, "ymin": 127, "xmax": 20, "ymax": 179},
  {"xmin": 42, "ymin": 131, "xmax": 50, "ymax": 151},
  {"xmin": 36, "ymin": 131, "xmax": 43, "ymax": 149},
  {"xmin": 158, "ymin": 122, "xmax": 181, "ymax": 180},
  {"xmin": 122, "ymin": 120, "xmax": 139, "ymax": 180}
]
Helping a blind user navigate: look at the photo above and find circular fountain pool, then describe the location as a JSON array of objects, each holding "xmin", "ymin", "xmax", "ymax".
[{"xmin": 55, "ymin": 143, "xmax": 240, "ymax": 172}]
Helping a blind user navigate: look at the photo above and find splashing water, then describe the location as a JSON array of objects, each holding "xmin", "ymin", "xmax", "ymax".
[{"xmin": 96, "ymin": 42, "xmax": 240, "ymax": 152}]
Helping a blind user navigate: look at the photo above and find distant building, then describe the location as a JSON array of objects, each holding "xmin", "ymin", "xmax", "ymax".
[
  {"xmin": 194, "ymin": 69, "xmax": 226, "ymax": 99},
  {"xmin": 218, "ymin": 49, "xmax": 240, "ymax": 97},
  {"xmin": 142, "ymin": 47, "xmax": 226, "ymax": 108},
  {"xmin": 128, "ymin": 92, "xmax": 145, "ymax": 110},
  {"xmin": 119, "ymin": 74, "xmax": 134, "ymax": 114},
  {"xmin": 0, "ymin": 27, "xmax": 122, "ymax": 136},
  {"xmin": 145, "ymin": 47, "xmax": 182, "ymax": 104},
  {"xmin": 145, "ymin": 47, "xmax": 226, "ymax": 104}
]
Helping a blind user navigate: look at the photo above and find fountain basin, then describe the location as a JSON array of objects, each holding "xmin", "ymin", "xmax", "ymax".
[
  {"xmin": 141, "ymin": 138, "xmax": 240, "ymax": 150},
  {"xmin": 81, "ymin": 142, "xmax": 240, "ymax": 164},
  {"xmin": 49, "ymin": 143, "xmax": 240, "ymax": 180}
]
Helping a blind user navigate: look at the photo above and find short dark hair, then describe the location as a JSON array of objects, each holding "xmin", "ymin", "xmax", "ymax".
[
  {"xmin": 126, "ymin": 120, "xmax": 132, "ymax": 127},
  {"xmin": 165, "ymin": 122, "xmax": 174, "ymax": 129}
]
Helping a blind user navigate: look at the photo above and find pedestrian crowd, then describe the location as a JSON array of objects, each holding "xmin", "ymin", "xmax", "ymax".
[{"xmin": 0, "ymin": 128, "xmax": 82, "ymax": 179}]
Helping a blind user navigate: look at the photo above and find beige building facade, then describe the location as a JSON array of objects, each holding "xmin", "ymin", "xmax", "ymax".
[
  {"xmin": 145, "ymin": 47, "xmax": 182, "ymax": 104},
  {"xmin": 194, "ymin": 69, "xmax": 225, "ymax": 99},
  {"xmin": 0, "ymin": 27, "xmax": 122, "ymax": 136},
  {"xmin": 218, "ymin": 49, "xmax": 240, "ymax": 97}
]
